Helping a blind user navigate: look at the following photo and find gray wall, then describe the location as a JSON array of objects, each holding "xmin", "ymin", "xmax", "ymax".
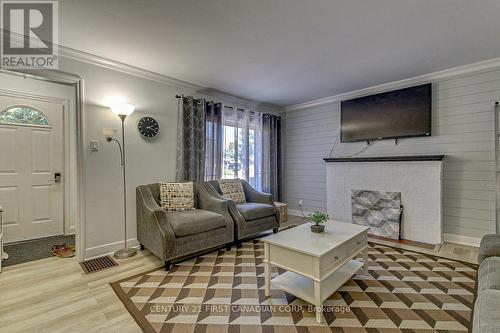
[
  {"xmin": 57, "ymin": 57, "xmax": 281, "ymax": 258},
  {"xmin": 284, "ymin": 67, "xmax": 500, "ymax": 240},
  {"xmin": 60, "ymin": 58, "xmax": 183, "ymax": 256}
]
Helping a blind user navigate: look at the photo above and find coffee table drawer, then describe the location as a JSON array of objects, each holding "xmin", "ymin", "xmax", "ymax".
[
  {"xmin": 348, "ymin": 232, "xmax": 367, "ymax": 253},
  {"xmin": 268, "ymin": 244, "xmax": 315, "ymax": 277},
  {"xmin": 320, "ymin": 244, "xmax": 347, "ymax": 276}
]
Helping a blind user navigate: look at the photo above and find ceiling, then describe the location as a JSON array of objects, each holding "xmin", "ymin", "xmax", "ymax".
[{"xmin": 59, "ymin": 0, "xmax": 500, "ymax": 107}]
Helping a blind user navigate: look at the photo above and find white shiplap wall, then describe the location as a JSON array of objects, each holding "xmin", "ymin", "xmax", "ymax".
[{"xmin": 284, "ymin": 67, "xmax": 500, "ymax": 240}]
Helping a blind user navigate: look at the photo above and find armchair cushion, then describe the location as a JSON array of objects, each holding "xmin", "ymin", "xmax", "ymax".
[
  {"xmin": 236, "ymin": 203, "xmax": 276, "ymax": 221},
  {"xmin": 159, "ymin": 182, "xmax": 195, "ymax": 211},
  {"xmin": 478, "ymin": 234, "xmax": 500, "ymax": 264},
  {"xmin": 478, "ymin": 257, "xmax": 500, "ymax": 292},
  {"xmin": 473, "ymin": 289, "xmax": 500, "ymax": 332},
  {"xmin": 168, "ymin": 210, "xmax": 226, "ymax": 237},
  {"xmin": 218, "ymin": 179, "xmax": 246, "ymax": 203}
]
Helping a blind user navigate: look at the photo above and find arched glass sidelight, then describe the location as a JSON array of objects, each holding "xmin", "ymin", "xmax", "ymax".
[{"xmin": 0, "ymin": 106, "xmax": 49, "ymax": 126}]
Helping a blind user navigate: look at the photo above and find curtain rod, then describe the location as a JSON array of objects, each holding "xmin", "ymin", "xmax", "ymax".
[
  {"xmin": 175, "ymin": 95, "xmax": 280, "ymax": 116},
  {"xmin": 175, "ymin": 94, "xmax": 203, "ymax": 102},
  {"xmin": 175, "ymin": 94, "xmax": 236, "ymax": 110},
  {"xmin": 175, "ymin": 95, "xmax": 235, "ymax": 108},
  {"xmin": 175, "ymin": 95, "xmax": 220, "ymax": 104}
]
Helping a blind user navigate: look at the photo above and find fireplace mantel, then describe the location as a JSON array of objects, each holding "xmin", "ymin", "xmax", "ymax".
[{"xmin": 324, "ymin": 155, "xmax": 446, "ymax": 163}]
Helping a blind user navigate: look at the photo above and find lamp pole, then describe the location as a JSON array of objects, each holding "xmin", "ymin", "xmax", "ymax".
[
  {"xmin": 114, "ymin": 114, "xmax": 137, "ymax": 258},
  {"xmin": 105, "ymin": 102, "xmax": 137, "ymax": 259}
]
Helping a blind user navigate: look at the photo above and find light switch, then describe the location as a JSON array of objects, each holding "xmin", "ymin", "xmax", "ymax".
[{"xmin": 90, "ymin": 140, "xmax": 99, "ymax": 152}]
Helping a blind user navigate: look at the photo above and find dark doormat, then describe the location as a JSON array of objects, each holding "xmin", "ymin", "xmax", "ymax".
[
  {"xmin": 80, "ymin": 255, "xmax": 118, "ymax": 274},
  {"xmin": 2, "ymin": 234, "xmax": 75, "ymax": 267}
]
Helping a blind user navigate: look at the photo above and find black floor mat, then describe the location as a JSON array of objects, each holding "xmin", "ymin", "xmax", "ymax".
[{"xmin": 2, "ymin": 234, "xmax": 75, "ymax": 267}]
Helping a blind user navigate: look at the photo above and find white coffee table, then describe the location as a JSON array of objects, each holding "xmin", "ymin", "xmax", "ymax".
[{"xmin": 262, "ymin": 220, "xmax": 369, "ymax": 323}]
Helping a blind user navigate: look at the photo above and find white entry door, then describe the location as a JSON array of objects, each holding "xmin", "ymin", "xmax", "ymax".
[{"xmin": 0, "ymin": 96, "xmax": 64, "ymax": 243}]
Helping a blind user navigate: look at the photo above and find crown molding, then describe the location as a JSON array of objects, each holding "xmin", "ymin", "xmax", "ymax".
[
  {"xmin": 285, "ymin": 57, "xmax": 500, "ymax": 111},
  {"xmin": 59, "ymin": 46, "xmax": 283, "ymax": 114},
  {"xmin": 59, "ymin": 45, "xmax": 283, "ymax": 113},
  {"xmin": 59, "ymin": 45, "xmax": 204, "ymax": 91},
  {"xmin": 1, "ymin": 29, "xmax": 282, "ymax": 113},
  {"xmin": 1, "ymin": 29, "xmax": 206, "ymax": 90}
]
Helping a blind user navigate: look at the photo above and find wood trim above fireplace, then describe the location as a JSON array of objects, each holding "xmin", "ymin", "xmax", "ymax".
[{"xmin": 323, "ymin": 155, "xmax": 446, "ymax": 163}]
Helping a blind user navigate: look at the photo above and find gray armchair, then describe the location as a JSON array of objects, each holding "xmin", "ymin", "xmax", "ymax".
[
  {"xmin": 472, "ymin": 234, "xmax": 500, "ymax": 332},
  {"xmin": 136, "ymin": 182, "xmax": 234, "ymax": 270},
  {"xmin": 204, "ymin": 179, "xmax": 280, "ymax": 243}
]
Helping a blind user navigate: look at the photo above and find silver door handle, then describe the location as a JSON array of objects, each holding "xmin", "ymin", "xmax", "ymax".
[{"xmin": 54, "ymin": 172, "xmax": 61, "ymax": 182}]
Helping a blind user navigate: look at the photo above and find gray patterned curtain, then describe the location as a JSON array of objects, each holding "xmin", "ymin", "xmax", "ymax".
[
  {"xmin": 262, "ymin": 113, "xmax": 282, "ymax": 201},
  {"xmin": 204, "ymin": 102, "xmax": 223, "ymax": 181},
  {"xmin": 175, "ymin": 96, "xmax": 206, "ymax": 181},
  {"xmin": 175, "ymin": 96, "xmax": 282, "ymax": 200}
]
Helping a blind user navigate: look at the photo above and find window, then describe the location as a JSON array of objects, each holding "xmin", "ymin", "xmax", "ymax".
[
  {"xmin": 223, "ymin": 126, "xmax": 257, "ymax": 184},
  {"xmin": 222, "ymin": 125, "xmax": 238, "ymax": 178},
  {"xmin": 0, "ymin": 106, "xmax": 49, "ymax": 126},
  {"xmin": 205, "ymin": 105, "xmax": 280, "ymax": 198},
  {"xmin": 221, "ymin": 108, "xmax": 261, "ymax": 189}
]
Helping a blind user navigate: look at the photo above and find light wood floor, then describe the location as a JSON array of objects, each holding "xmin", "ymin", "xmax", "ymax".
[
  {"xmin": 0, "ymin": 250, "xmax": 163, "ymax": 333},
  {"xmin": 0, "ymin": 217, "xmax": 479, "ymax": 333}
]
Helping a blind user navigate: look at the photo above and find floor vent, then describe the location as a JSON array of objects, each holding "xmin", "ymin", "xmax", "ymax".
[{"xmin": 80, "ymin": 255, "xmax": 118, "ymax": 274}]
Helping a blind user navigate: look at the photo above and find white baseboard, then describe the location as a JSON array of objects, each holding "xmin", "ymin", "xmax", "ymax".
[
  {"xmin": 84, "ymin": 238, "xmax": 140, "ymax": 260},
  {"xmin": 288, "ymin": 209, "xmax": 350, "ymax": 223},
  {"xmin": 288, "ymin": 209, "xmax": 313, "ymax": 217},
  {"xmin": 443, "ymin": 233, "xmax": 481, "ymax": 247}
]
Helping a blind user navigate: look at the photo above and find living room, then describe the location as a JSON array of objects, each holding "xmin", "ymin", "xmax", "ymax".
[{"xmin": 0, "ymin": 1, "xmax": 499, "ymax": 332}]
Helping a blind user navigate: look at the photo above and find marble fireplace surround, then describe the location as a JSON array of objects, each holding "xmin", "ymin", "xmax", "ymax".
[{"xmin": 324, "ymin": 155, "xmax": 445, "ymax": 245}]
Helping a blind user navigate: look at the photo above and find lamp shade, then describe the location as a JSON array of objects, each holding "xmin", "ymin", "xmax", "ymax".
[
  {"xmin": 103, "ymin": 128, "xmax": 117, "ymax": 140},
  {"xmin": 110, "ymin": 101, "xmax": 135, "ymax": 116}
]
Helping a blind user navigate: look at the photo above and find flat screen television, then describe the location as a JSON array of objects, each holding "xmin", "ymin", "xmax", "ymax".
[{"xmin": 340, "ymin": 83, "xmax": 432, "ymax": 143}]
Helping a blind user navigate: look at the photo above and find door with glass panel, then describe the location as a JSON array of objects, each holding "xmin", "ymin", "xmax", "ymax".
[{"xmin": 0, "ymin": 96, "xmax": 64, "ymax": 243}]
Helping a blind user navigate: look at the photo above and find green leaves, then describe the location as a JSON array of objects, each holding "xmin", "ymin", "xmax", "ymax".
[{"xmin": 310, "ymin": 211, "xmax": 329, "ymax": 226}]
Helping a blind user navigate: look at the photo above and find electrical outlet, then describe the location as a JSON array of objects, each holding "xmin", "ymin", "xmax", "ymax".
[{"xmin": 298, "ymin": 200, "xmax": 303, "ymax": 207}]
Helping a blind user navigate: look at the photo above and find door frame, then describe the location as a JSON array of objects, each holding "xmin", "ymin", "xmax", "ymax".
[{"xmin": 0, "ymin": 69, "xmax": 85, "ymax": 262}]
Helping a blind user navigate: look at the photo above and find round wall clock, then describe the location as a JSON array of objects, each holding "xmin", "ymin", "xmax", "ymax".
[{"xmin": 137, "ymin": 116, "xmax": 159, "ymax": 140}]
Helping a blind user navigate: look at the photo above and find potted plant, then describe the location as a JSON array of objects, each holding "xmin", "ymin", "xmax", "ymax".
[{"xmin": 310, "ymin": 211, "xmax": 329, "ymax": 233}]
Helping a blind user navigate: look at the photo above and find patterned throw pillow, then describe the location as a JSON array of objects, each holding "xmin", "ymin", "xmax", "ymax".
[
  {"xmin": 159, "ymin": 182, "xmax": 195, "ymax": 212},
  {"xmin": 218, "ymin": 179, "xmax": 246, "ymax": 203}
]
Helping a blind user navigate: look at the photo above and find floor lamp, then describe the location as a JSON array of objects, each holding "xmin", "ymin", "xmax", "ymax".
[{"xmin": 103, "ymin": 102, "xmax": 137, "ymax": 259}]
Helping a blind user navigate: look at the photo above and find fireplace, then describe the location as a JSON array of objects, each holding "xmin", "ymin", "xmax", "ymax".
[{"xmin": 324, "ymin": 155, "xmax": 445, "ymax": 245}]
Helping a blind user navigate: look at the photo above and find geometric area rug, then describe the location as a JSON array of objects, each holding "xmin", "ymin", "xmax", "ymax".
[{"xmin": 110, "ymin": 240, "xmax": 477, "ymax": 333}]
